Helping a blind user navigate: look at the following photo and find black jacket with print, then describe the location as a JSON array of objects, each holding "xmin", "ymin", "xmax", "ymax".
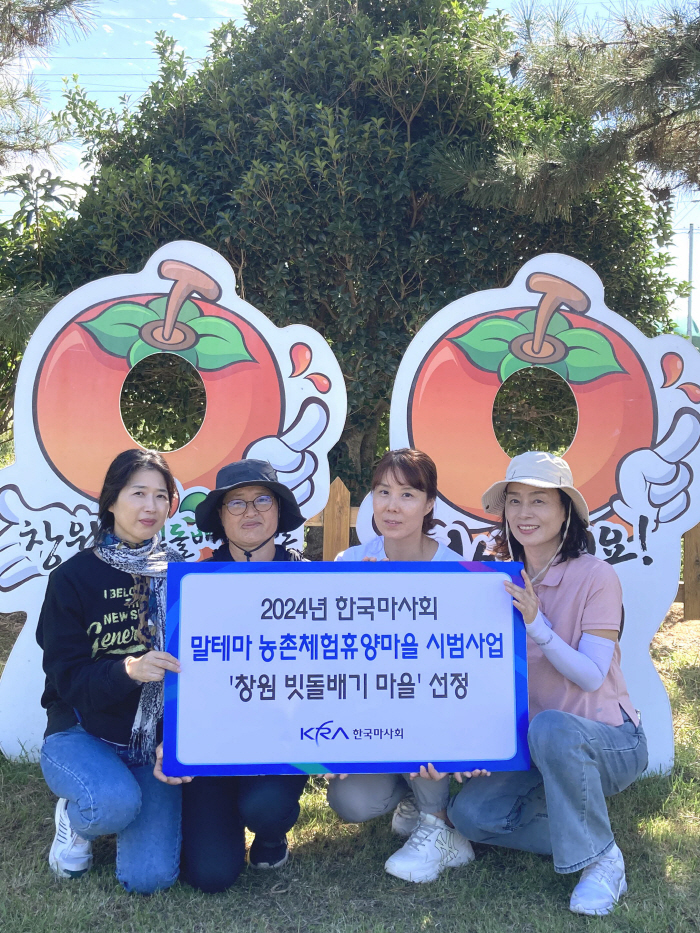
[{"xmin": 36, "ymin": 549, "xmax": 145, "ymax": 744}]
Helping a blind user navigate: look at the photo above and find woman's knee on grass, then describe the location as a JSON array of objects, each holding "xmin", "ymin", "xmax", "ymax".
[
  {"xmin": 181, "ymin": 856, "xmax": 245, "ymax": 895},
  {"xmin": 527, "ymin": 710, "xmax": 583, "ymax": 769},
  {"xmin": 447, "ymin": 777, "xmax": 504, "ymax": 840},
  {"xmin": 326, "ymin": 780, "xmax": 391, "ymax": 824},
  {"xmin": 119, "ymin": 862, "xmax": 180, "ymax": 896}
]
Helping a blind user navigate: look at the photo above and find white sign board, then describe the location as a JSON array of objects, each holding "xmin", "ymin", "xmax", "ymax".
[{"xmin": 162, "ymin": 561, "xmax": 530, "ymax": 776}]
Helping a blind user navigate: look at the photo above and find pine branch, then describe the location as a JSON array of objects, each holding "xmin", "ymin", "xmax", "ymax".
[
  {"xmin": 0, "ymin": 283, "xmax": 56, "ymax": 351},
  {"xmin": 0, "ymin": 1, "xmax": 92, "ymax": 59},
  {"xmin": 434, "ymin": 2, "xmax": 700, "ymax": 215}
]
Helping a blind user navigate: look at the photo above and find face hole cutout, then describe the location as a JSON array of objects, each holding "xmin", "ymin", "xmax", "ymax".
[
  {"xmin": 120, "ymin": 353, "xmax": 206, "ymax": 452},
  {"xmin": 492, "ymin": 366, "xmax": 578, "ymax": 458}
]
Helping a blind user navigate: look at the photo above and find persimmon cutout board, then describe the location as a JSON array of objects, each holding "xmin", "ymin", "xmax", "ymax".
[
  {"xmin": 356, "ymin": 253, "xmax": 700, "ymax": 774},
  {"xmin": 0, "ymin": 241, "xmax": 346, "ymax": 758}
]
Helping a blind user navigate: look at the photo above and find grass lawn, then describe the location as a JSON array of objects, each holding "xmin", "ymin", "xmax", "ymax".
[{"xmin": 1, "ymin": 607, "xmax": 698, "ymax": 933}]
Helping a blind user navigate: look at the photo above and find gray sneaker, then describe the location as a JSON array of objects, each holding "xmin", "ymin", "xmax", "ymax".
[
  {"xmin": 391, "ymin": 795, "xmax": 421, "ymax": 837},
  {"xmin": 49, "ymin": 798, "xmax": 93, "ymax": 879}
]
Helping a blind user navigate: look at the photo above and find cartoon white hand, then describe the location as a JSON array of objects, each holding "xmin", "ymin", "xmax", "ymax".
[
  {"xmin": 244, "ymin": 399, "xmax": 329, "ymax": 506},
  {"xmin": 612, "ymin": 411, "xmax": 700, "ymax": 529}
]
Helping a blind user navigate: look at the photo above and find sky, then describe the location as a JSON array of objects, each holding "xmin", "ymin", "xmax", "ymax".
[{"xmin": 2, "ymin": 0, "xmax": 698, "ymax": 329}]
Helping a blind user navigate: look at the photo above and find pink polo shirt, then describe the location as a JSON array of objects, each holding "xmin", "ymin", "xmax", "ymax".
[{"xmin": 528, "ymin": 552, "xmax": 638, "ymax": 727}]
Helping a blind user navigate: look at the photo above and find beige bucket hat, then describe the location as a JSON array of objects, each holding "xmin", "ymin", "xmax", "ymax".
[{"xmin": 481, "ymin": 451, "xmax": 590, "ymax": 526}]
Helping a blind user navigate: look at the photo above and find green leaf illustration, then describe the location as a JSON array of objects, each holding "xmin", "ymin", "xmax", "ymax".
[
  {"xmin": 81, "ymin": 302, "xmax": 159, "ymax": 358},
  {"xmin": 147, "ymin": 296, "xmax": 202, "ymax": 323},
  {"xmin": 127, "ymin": 338, "xmax": 159, "ymax": 367},
  {"xmin": 498, "ymin": 353, "xmax": 569, "ymax": 382},
  {"xmin": 515, "ymin": 309, "xmax": 571, "ymax": 335},
  {"xmin": 559, "ymin": 328, "xmax": 625, "ymax": 383},
  {"xmin": 189, "ymin": 315, "xmax": 255, "ymax": 371},
  {"xmin": 542, "ymin": 359, "xmax": 570, "ymax": 379},
  {"xmin": 498, "ymin": 353, "xmax": 530, "ymax": 381},
  {"xmin": 127, "ymin": 340, "xmax": 198, "ymax": 368},
  {"xmin": 180, "ymin": 491, "xmax": 207, "ymax": 513},
  {"xmin": 451, "ymin": 318, "xmax": 528, "ymax": 373}
]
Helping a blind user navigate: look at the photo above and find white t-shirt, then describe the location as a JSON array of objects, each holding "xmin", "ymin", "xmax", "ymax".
[{"xmin": 335, "ymin": 536, "xmax": 464, "ymax": 562}]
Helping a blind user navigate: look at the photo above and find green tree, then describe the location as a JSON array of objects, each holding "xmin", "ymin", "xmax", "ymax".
[
  {"xmin": 11, "ymin": 0, "xmax": 677, "ymax": 494},
  {"xmin": 0, "ymin": 169, "xmax": 81, "ymax": 441},
  {"xmin": 434, "ymin": 2, "xmax": 700, "ymax": 218},
  {"xmin": 5, "ymin": 165, "xmax": 81, "ymax": 272}
]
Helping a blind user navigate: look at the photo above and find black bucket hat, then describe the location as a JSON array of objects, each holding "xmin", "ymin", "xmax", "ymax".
[{"xmin": 195, "ymin": 459, "xmax": 305, "ymax": 536}]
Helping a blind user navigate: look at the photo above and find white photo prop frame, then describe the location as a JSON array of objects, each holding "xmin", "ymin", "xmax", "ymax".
[
  {"xmin": 0, "ymin": 241, "xmax": 347, "ymax": 759},
  {"xmin": 359, "ymin": 253, "xmax": 700, "ymax": 774}
]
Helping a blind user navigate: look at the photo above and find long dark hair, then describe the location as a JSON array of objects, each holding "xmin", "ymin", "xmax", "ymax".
[
  {"xmin": 491, "ymin": 489, "xmax": 589, "ymax": 563},
  {"xmin": 371, "ymin": 448, "xmax": 438, "ymax": 534},
  {"xmin": 97, "ymin": 449, "xmax": 176, "ymax": 538}
]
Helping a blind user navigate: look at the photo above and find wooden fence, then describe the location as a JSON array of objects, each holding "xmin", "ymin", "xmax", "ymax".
[
  {"xmin": 312, "ymin": 479, "xmax": 699, "ymax": 618},
  {"xmin": 307, "ymin": 477, "xmax": 358, "ymax": 560}
]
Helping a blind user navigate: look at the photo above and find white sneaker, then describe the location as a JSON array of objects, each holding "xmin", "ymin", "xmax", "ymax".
[
  {"xmin": 391, "ymin": 795, "xmax": 421, "ymax": 837},
  {"xmin": 384, "ymin": 813, "xmax": 475, "ymax": 883},
  {"xmin": 569, "ymin": 844, "xmax": 627, "ymax": 916},
  {"xmin": 48, "ymin": 798, "xmax": 93, "ymax": 879}
]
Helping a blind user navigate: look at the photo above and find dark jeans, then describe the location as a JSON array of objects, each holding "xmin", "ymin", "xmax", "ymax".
[{"xmin": 181, "ymin": 774, "xmax": 308, "ymax": 893}]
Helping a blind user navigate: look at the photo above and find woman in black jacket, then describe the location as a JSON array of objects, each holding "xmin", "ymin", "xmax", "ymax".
[
  {"xmin": 37, "ymin": 448, "xmax": 185, "ymax": 893},
  {"xmin": 169, "ymin": 459, "xmax": 308, "ymax": 893}
]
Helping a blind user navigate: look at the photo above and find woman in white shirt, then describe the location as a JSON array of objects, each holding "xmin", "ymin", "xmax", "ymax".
[{"xmin": 327, "ymin": 448, "xmax": 475, "ymax": 883}]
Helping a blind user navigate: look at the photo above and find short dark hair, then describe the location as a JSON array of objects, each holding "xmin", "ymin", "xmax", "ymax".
[
  {"xmin": 492, "ymin": 489, "xmax": 589, "ymax": 563},
  {"xmin": 97, "ymin": 449, "xmax": 176, "ymax": 538},
  {"xmin": 371, "ymin": 448, "xmax": 438, "ymax": 534}
]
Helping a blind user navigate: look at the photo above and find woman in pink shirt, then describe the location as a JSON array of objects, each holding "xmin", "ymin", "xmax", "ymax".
[{"xmin": 447, "ymin": 451, "xmax": 647, "ymax": 917}]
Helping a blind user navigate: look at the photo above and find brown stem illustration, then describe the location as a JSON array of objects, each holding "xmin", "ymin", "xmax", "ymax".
[
  {"xmin": 159, "ymin": 261, "xmax": 221, "ymax": 341},
  {"xmin": 510, "ymin": 273, "xmax": 591, "ymax": 365},
  {"xmin": 140, "ymin": 260, "xmax": 223, "ymax": 351},
  {"xmin": 527, "ymin": 273, "xmax": 590, "ymax": 356}
]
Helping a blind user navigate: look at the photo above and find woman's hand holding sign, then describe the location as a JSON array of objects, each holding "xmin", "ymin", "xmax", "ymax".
[
  {"xmin": 153, "ymin": 743, "xmax": 194, "ymax": 785},
  {"xmin": 410, "ymin": 763, "xmax": 491, "ymax": 781},
  {"xmin": 504, "ymin": 570, "xmax": 539, "ymax": 624},
  {"xmin": 125, "ymin": 650, "xmax": 180, "ymax": 682}
]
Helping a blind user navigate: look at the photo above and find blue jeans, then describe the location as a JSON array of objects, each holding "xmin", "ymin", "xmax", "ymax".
[
  {"xmin": 40, "ymin": 725, "xmax": 182, "ymax": 894},
  {"xmin": 181, "ymin": 774, "xmax": 308, "ymax": 893},
  {"xmin": 448, "ymin": 709, "xmax": 648, "ymax": 873}
]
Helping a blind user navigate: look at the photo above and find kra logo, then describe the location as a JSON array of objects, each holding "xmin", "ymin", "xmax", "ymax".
[{"xmin": 300, "ymin": 720, "xmax": 350, "ymax": 744}]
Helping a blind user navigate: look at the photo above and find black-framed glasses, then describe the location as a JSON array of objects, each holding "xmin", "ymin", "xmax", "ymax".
[{"xmin": 224, "ymin": 494, "xmax": 275, "ymax": 516}]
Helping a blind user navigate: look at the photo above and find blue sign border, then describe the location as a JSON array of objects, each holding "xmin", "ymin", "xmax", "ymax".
[{"xmin": 163, "ymin": 560, "xmax": 529, "ymax": 776}]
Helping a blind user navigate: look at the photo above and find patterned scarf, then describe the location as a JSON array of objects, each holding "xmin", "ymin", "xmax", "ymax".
[{"xmin": 94, "ymin": 532, "xmax": 184, "ymax": 764}]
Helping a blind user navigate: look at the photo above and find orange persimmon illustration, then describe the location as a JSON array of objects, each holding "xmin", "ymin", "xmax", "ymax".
[
  {"xmin": 34, "ymin": 263, "xmax": 283, "ymax": 500},
  {"xmin": 409, "ymin": 287, "xmax": 655, "ymax": 522}
]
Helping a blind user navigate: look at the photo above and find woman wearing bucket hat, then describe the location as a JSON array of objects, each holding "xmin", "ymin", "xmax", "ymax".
[
  {"xmin": 161, "ymin": 459, "xmax": 308, "ymax": 892},
  {"xmin": 192, "ymin": 458, "xmax": 306, "ymax": 563},
  {"xmin": 446, "ymin": 451, "xmax": 648, "ymax": 916}
]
